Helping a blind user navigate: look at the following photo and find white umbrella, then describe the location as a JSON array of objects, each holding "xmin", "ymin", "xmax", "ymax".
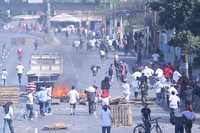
[
  {"xmin": 50, "ymin": 13, "xmax": 80, "ymax": 22},
  {"xmin": 12, "ymin": 15, "xmax": 40, "ymax": 20}
]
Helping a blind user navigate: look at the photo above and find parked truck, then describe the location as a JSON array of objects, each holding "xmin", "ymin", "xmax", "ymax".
[{"xmin": 27, "ymin": 53, "xmax": 64, "ymax": 91}]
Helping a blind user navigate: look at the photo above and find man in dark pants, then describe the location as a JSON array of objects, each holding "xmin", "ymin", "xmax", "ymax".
[
  {"xmin": 85, "ymin": 85, "xmax": 97, "ymax": 115},
  {"xmin": 141, "ymin": 103, "xmax": 151, "ymax": 133},
  {"xmin": 174, "ymin": 112, "xmax": 184, "ymax": 133}
]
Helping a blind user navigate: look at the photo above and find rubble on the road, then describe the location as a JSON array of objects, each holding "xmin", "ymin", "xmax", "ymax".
[
  {"xmin": 0, "ymin": 86, "xmax": 19, "ymax": 106},
  {"xmin": 42, "ymin": 122, "xmax": 68, "ymax": 131},
  {"xmin": 110, "ymin": 97, "xmax": 156, "ymax": 105}
]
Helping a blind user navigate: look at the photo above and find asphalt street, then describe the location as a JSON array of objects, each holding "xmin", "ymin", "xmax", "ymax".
[{"xmin": 0, "ymin": 31, "xmax": 199, "ymax": 133}]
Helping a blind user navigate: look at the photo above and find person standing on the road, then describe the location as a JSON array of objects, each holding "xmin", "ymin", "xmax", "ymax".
[
  {"xmin": 169, "ymin": 91, "xmax": 180, "ymax": 125},
  {"xmin": 131, "ymin": 77, "xmax": 140, "ymax": 100},
  {"xmin": 46, "ymin": 85, "xmax": 52, "ymax": 114},
  {"xmin": 152, "ymin": 52, "xmax": 160, "ymax": 63},
  {"xmin": 141, "ymin": 103, "xmax": 151, "ymax": 133},
  {"xmin": 139, "ymin": 73, "xmax": 148, "ymax": 102},
  {"xmin": 173, "ymin": 70, "xmax": 182, "ymax": 83},
  {"xmin": 100, "ymin": 105, "xmax": 112, "ymax": 133},
  {"xmin": 91, "ymin": 65, "xmax": 101, "ymax": 77},
  {"xmin": 184, "ymin": 85, "xmax": 193, "ymax": 109},
  {"xmin": 108, "ymin": 64, "xmax": 114, "ymax": 81},
  {"xmin": 122, "ymin": 79, "xmax": 131, "ymax": 101},
  {"xmin": 36, "ymin": 86, "xmax": 48, "ymax": 116},
  {"xmin": 136, "ymin": 50, "xmax": 142, "ymax": 66},
  {"xmin": 26, "ymin": 89, "xmax": 34, "ymax": 120},
  {"xmin": 68, "ymin": 86, "xmax": 79, "ymax": 115},
  {"xmin": 182, "ymin": 105, "xmax": 196, "ymax": 133},
  {"xmin": 85, "ymin": 85, "xmax": 97, "ymax": 115},
  {"xmin": 163, "ymin": 63, "xmax": 174, "ymax": 81},
  {"xmin": 33, "ymin": 40, "xmax": 38, "ymax": 50},
  {"xmin": 101, "ymin": 76, "xmax": 111, "ymax": 91},
  {"xmin": 3, "ymin": 102, "xmax": 15, "ymax": 133},
  {"xmin": 17, "ymin": 48, "xmax": 23, "ymax": 61},
  {"xmin": 1, "ymin": 68, "xmax": 7, "ymax": 86},
  {"xmin": 16, "ymin": 63, "xmax": 24, "ymax": 85}
]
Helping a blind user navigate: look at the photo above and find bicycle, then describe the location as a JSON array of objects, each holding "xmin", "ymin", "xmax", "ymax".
[{"xmin": 133, "ymin": 117, "xmax": 162, "ymax": 133}]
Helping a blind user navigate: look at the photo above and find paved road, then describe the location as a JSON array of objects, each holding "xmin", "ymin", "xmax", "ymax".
[{"xmin": 0, "ymin": 31, "xmax": 199, "ymax": 133}]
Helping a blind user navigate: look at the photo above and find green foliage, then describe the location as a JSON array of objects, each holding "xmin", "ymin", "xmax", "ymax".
[
  {"xmin": 148, "ymin": 0, "xmax": 192, "ymax": 32},
  {"xmin": 187, "ymin": 1, "xmax": 200, "ymax": 36},
  {"xmin": 168, "ymin": 31, "xmax": 200, "ymax": 50},
  {"xmin": 0, "ymin": 11, "xmax": 10, "ymax": 23},
  {"xmin": 148, "ymin": 0, "xmax": 200, "ymax": 50},
  {"xmin": 147, "ymin": 1, "xmax": 162, "ymax": 11}
]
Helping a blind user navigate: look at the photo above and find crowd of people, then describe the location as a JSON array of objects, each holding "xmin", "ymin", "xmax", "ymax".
[{"xmin": 1, "ymin": 27, "xmax": 200, "ymax": 133}]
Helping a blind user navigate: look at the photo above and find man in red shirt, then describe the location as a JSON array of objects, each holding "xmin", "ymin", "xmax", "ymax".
[{"xmin": 163, "ymin": 63, "xmax": 174, "ymax": 80}]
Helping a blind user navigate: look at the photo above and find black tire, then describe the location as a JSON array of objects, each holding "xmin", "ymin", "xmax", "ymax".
[
  {"xmin": 156, "ymin": 125, "xmax": 162, "ymax": 133},
  {"xmin": 133, "ymin": 125, "xmax": 145, "ymax": 133}
]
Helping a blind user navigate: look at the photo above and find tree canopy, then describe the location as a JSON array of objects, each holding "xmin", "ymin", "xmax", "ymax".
[{"xmin": 148, "ymin": 0, "xmax": 200, "ymax": 49}]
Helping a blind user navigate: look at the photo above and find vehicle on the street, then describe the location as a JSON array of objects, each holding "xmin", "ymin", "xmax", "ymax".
[{"xmin": 27, "ymin": 53, "xmax": 64, "ymax": 90}]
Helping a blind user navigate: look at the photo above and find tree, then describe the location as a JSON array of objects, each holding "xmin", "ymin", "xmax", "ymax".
[
  {"xmin": 187, "ymin": 1, "xmax": 200, "ymax": 36},
  {"xmin": 148, "ymin": 0, "xmax": 192, "ymax": 32},
  {"xmin": 148, "ymin": 0, "xmax": 200, "ymax": 78}
]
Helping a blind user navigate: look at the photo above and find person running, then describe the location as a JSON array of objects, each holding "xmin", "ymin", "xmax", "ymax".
[
  {"xmin": 100, "ymin": 105, "xmax": 112, "ymax": 133},
  {"xmin": 16, "ymin": 63, "xmax": 24, "ymax": 85},
  {"xmin": 1, "ymin": 68, "xmax": 7, "ymax": 86},
  {"xmin": 68, "ymin": 86, "xmax": 79, "ymax": 115},
  {"xmin": 3, "ymin": 102, "xmax": 15, "ymax": 133}
]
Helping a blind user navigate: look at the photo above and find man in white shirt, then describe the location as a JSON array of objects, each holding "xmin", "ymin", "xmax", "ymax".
[
  {"xmin": 132, "ymin": 71, "xmax": 142, "ymax": 80},
  {"xmin": 3, "ymin": 102, "xmax": 14, "ymax": 133},
  {"xmin": 169, "ymin": 91, "xmax": 180, "ymax": 124},
  {"xmin": 122, "ymin": 80, "xmax": 131, "ymax": 101},
  {"xmin": 142, "ymin": 66, "xmax": 154, "ymax": 78},
  {"xmin": 1, "ymin": 69, "xmax": 7, "ymax": 86},
  {"xmin": 152, "ymin": 53, "xmax": 160, "ymax": 62},
  {"xmin": 155, "ymin": 67, "xmax": 164, "ymax": 80},
  {"xmin": 173, "ymin": 70, "xmax": 182, "ymax": 83},
  {"xmin": 46, "ymin": 85, "xmax": 52, "ymax": 114},
  {"xmin": 169, "ymin": 91, "xmax": 180, "ymax": 111},
  {"xmin": 131, "ymin": 78, "xmax": 140, "ymax": 100},
  {"xmin": 16, "ymin": 63, "xmax": 24, "ymax": 85},
  {"xmin": 100, "ymin": 105, "xmax": 112, "ymax": 133},
  {"xmin": 26, "ymin": 90, "xmax": 34, "ymax": 119},
  {"xmin": 168, "ymin": 85, "xmax": 178, "ymax": 96},
  {"xmin": 68, "ymin": 86, "xmax": 79, "ymax": 115},
  {"xmin": 85, "ymin": 85, "xmax": 97, "ymax": 115},
  {"xmin": 36, "ymin": 86, "xmax": 48, "ymax": 116}
]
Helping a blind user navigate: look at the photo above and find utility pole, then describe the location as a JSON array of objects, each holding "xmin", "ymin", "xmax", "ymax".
[{"xmin": 46, "ymin": 0, "xmax": 51, "ymax": 30}]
